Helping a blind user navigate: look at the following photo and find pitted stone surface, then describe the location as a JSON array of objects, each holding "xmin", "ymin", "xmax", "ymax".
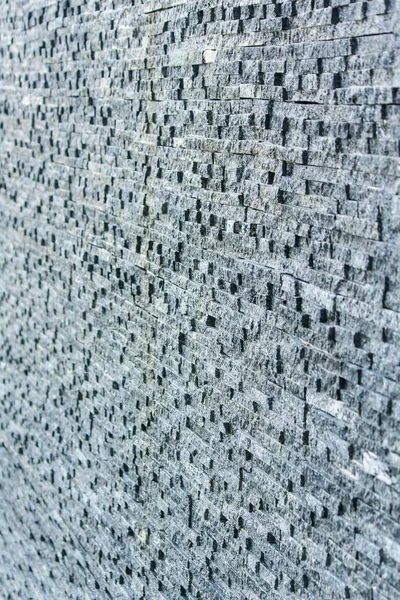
[{"xmin": 0, "ymin": 1, "xmax": 400, "ymax": 599}]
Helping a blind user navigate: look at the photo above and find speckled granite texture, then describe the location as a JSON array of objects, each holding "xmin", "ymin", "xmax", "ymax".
[{"xmin": 0, "ymin": 1, "xmax": 400, "ymax": 599}]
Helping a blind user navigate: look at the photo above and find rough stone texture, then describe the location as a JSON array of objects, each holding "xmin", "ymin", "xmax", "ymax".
[{"xmin": 0, "ymin": 1, "xmax": 400, "ymax": 599}]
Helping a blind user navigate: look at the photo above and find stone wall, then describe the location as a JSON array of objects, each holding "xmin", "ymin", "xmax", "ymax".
[{"xmin": 0, "ymin": 1, "xmax": 399, "ymax": 599}]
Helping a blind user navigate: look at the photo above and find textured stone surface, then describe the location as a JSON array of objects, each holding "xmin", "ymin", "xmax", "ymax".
[{"xmin": 0, "ymin": 1, "xmax": 400, "ymax": 599}]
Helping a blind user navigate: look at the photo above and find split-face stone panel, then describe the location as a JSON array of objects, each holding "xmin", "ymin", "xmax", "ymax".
[{"xmin": 0, "ymin": 1, "xmax": 399, "ymax": 599}]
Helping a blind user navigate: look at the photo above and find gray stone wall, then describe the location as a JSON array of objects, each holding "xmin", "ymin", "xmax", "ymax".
[{"xmin": 0, "ymin": 1, "xmax": 400, "ymax": 598}]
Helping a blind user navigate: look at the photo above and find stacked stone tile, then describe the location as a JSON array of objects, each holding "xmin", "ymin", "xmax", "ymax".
[{"xmin": 0, "ymin": 0, "xmax": 400, "ymax": 598}]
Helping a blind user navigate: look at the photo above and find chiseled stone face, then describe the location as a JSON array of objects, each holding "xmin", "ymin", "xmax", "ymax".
[
  {"xmin": 0, "ymin": 1, "xmax": 399, "ymax": 600},
  {"xmin": 203, "ymin": 49, "xmax": 217, "ymax": 64}
]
